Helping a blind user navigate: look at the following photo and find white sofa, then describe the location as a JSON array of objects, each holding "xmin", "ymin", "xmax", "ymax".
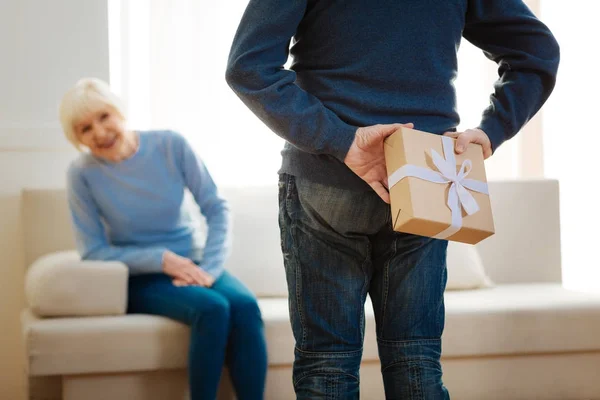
[{"xmin": 20, "ymin": 180, "xmax": 600, "ymax": 400}]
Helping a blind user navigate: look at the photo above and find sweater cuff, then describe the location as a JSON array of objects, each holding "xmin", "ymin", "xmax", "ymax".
[
  {"xmin": 329, "ymin": 123, "xmax": 358, "ymax": 163},
  {"xmin": 149, "ymin": 249, "xmax": 167, "ymax": 274},
  {"xmin": 478, "ymin": 116, "xmax": 508, "ymax": 154}
]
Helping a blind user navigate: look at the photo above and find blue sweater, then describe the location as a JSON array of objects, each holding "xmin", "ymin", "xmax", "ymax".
[
  {"xmin": 66, "ymin": 130, "xmax": 230, "ymax": 277},
  {"xmin": 226, "ymin": 0, "xmax": 560, "ymax": 190}
]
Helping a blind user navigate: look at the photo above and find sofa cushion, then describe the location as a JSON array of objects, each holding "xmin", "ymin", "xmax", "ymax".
[
  {"xmin": 23, "ymin": 283, "xmax": 600, "ymax": 376},
  {"xmin": 26, "ymin": 250, "xmax": 128, "ymax": 317},
  {"xmin": 219, "ymin": 186, "xmax": 288, "ymax": 298},
  {"xmin": 446, "ymin": 242, "xmax": 493, "ymax": 290}
]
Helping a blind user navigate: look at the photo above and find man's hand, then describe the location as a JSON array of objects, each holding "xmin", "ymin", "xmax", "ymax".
[
  {"xmin": 443, "ymin": 128, "xmax": 492, "ymax": 159},
  {"xmin": 162, "ymin": 251, "xmax": 214, "ymax": 287},
  {"xmin": 344, "ymin": 123, "xmax": 414, "ymax": 204}
]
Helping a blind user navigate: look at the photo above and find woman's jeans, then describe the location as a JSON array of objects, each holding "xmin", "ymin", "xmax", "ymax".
[{"xmin": 127, "ymin": 270, "xmax": 268, "ymax": 400}]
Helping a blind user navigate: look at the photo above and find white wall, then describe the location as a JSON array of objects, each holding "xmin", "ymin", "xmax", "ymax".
[
  {"xmin": 541, "ymin": 1, "xmax": 600, "ymax": 293},
  {"xmin": 0, "ymin": 1, "xmax": 109, "ymax": 398}
]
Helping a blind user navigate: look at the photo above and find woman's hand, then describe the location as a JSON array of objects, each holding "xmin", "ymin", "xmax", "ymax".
[{"xmin": 162, "ymin": 251, "xmax": 215, "ymax": 287}]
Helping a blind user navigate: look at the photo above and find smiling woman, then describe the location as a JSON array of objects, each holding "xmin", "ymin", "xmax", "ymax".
[
  {"xmin": 59, "ymin": 78, "xmax": 138, "ymax": 162},
  {"xmin": 56, "ymin": 77, "xmax": 269, "ymax": 400}
]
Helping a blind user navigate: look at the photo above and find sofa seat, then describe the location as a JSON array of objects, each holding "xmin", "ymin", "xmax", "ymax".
[
  {"xmin": 23, "ymin": 283, "xmax": 600, "ymax": 378},
  {"xmin": 22, "ymin": 312, "xmax": 190, "ymax": 376},
  {"xmin": 443, "ymin": 283, "xmax": 600, "ymax": 357}
]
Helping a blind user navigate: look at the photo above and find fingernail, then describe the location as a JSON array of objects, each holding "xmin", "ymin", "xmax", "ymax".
[{"xmin": 456, "ymin": 145, "xmax": 464, "ymax": 152}]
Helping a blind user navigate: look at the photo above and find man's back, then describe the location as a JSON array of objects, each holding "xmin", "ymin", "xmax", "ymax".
[
  {"xmin": 226, "ymin": 0, "xmax": 559, "ymax": 189},
  {"xmin": 292, "ymin": 0, "xmax": 464, "ymax": 131}
]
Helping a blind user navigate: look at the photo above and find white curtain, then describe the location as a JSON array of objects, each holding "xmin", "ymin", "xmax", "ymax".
[
  {"xmin": 108, "ymin": 0, "xmax": 537, "ymax": 187},
  {"xmin": 109, "ymin": 0, "xmax": 284, "ymax": 187},
  {"xmin": 541, "ymin": 1, "xmax": 599, "ymax": 292}
]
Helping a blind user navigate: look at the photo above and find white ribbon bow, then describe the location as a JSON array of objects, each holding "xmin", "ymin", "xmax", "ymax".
[{"xmin": 387, "ymin": 136, "xmax": 489, "ymax": 239}]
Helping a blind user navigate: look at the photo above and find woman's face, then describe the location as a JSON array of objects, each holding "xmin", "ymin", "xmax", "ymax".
[{"xmin": 73, "ymin": 107, "xmax": 132, "ymax": 161}]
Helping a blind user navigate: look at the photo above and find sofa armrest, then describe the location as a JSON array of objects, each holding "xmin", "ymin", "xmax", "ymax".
[{"xmin": 25, "ymin": 250, "xmax": 128, "ymax": 317}]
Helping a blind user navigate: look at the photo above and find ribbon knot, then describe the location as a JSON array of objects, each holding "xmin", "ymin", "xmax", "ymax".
[{"xmin": 387, "ymin": 136, "xmax": 489, "ymax": 239}]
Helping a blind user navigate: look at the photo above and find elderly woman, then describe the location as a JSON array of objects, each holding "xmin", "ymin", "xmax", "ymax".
[{"xmin": 59, "ymin": 78, "xmax": 267, "ymax": 400}]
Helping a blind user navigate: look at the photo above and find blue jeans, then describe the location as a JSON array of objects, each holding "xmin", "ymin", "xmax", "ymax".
[
  {"xmin": 127, "ymin": 270, "xmax": 268, "ymax": 400},
  {"xmin": 279, "ymin": 174, "xmax": 450, "ymax": 400}
]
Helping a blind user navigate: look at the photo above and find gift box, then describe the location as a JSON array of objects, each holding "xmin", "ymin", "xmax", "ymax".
[{"xmin": 383, "ymin": 126, "xmax": 495, "ymax": 244}]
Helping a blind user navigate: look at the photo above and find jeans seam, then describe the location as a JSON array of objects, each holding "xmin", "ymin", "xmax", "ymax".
[
  {"xmin": 294, "ymin": 370, "xmax": 360, "ymax": 387},
  {"xmin": 377, "ymin": 338, "xmax": 442, "ymax": 345},
  {"xmin": 295, "ymin": 347, "xmax": 363, "ymax": 358},
  {"xmin": 410, "ymin": 361, "xmax": 424, "ymax": 400},
  {"xmin": 438, "ymin": 242, "xmax": 448, "ymax": 334},
  {"xmin": 286, "ymin": 175, "xmax": 307, "ymax": 348},
  {"xmin": 381, "ymin": 357, "xmax": 441, "ymax": 373},
  {"xmin": 293, "ymin": 225, "xmax": 306, "ymax": 348},
  {"xmin": 359, "ymin": 242, "xmax": 371, "ymax": 344},
  {"xmin": 380, "ymin": 235, "xmax": 396, "ymax": 336}
]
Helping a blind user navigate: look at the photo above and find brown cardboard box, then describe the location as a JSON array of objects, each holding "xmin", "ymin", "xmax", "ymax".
[{"xmin": 383, "ymin": 126, "xmax": 495, "ymax": 244}]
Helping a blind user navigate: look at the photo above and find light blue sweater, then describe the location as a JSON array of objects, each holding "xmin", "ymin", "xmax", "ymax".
[{"xmin": 66, "ymin": 130, "xmax": 230, "ymax": 277}]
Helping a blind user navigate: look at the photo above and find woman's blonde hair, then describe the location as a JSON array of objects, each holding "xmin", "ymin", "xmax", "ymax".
[{"xmin": 59, "ymin": 78, "xmax": 126, "ymax": 150}]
